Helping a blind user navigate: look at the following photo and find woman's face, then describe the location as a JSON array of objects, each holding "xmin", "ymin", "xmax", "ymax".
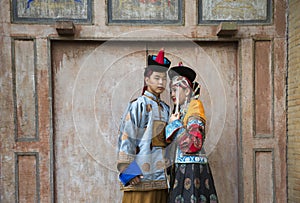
[
  {"xmin": 170, "ymin": 85, "xmax": 190, "ymax": 105},
  {"xmin": 145, "ymin": 71, "xmax": 167, "ymax": 96}
]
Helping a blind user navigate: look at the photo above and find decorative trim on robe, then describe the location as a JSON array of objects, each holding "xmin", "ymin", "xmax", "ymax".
[{"xmin": 165, "ymin": 119, "xmax": 184, "ymax": 143}]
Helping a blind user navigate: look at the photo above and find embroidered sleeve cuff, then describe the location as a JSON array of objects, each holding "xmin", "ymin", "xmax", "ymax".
[{"xmin": 166, "ymin": 119, "xmax": 183, "ymax": 142}]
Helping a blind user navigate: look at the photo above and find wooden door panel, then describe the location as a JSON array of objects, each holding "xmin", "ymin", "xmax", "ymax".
[
  {"xmin": 240, "ymin": 39, "xmax": 287, "ymax": 203},
  {"xmin": 2, "ymin": 38, "xmax": 52, "ymax": 202},
  {"xmin": 51, "ymin": 40, "xmax": 238, "ymax": 202}
]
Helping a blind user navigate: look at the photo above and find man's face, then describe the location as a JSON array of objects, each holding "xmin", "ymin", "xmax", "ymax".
[{"xmin": 145, "ymin": 72, "xmax": 167, "ymax": 96}]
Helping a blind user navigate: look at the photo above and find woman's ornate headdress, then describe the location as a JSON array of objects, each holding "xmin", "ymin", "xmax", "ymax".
[{"xmin": 168, "ymin": 62, "xmax": 201, "ymax": 113}]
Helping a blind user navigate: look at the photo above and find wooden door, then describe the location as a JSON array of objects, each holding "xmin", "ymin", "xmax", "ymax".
[
  {"xmin": 2, "ymin": 38, "xmax": 52, "ymax": 202},
  {"xmin": 51, "ymin": 40, "xmax": 239, "ymax": 202}
]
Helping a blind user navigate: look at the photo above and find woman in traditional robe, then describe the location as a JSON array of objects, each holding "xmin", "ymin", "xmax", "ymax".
[{"xmin": 166, "ymin": 63, "xmax": 218, "ymax": 203}]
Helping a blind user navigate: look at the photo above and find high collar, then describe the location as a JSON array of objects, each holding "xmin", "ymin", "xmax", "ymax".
[{"xmin": 143, "ymin": 91, "xmax": 161, "ymax": 103}]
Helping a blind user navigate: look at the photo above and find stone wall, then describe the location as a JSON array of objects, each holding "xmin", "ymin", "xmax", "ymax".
[{"xmin": 288, "ymin": 0, "xmax": 300, "ymax": 202}]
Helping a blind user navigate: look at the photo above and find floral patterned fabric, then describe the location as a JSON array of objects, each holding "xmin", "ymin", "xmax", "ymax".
[{"xmin": 168, "ymin": 163, "xmax": 218, "ymax": 203}]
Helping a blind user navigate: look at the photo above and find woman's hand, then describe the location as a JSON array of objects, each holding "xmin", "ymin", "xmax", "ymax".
[{"xmin": 169, "ymin": 113, "xmax": 180, "ymax": 123}]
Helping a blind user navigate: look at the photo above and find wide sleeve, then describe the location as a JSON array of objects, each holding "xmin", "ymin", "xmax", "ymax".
[
  {"xmin": 178, "ymin": 100, "xmax": 206, "ymax": 153},
  {"xmin": 117, "ymin": 100, "xmax": 144, "ymax": 171}
]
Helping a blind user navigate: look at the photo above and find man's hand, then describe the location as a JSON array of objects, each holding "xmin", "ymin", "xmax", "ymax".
[{"xmin": 130, "ymin": 175, "xmax": 144, "ymax": 185}]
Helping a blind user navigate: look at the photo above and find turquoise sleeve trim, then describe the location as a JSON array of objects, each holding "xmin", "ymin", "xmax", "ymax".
[
  {"xmin": 187, "ymin": 118, "xmax": 204, "ymax": 127},
  {"xmin": 165, "ymin": 119, "xmax": 183, "ymax": 141}
]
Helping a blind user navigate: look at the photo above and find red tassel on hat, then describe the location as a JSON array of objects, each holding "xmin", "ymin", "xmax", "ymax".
[{"xmin": 155, "ymin": 48, "xmax": 165, "ymax": 64}]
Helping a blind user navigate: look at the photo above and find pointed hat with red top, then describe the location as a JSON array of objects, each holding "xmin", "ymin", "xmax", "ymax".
[
  {"xmin": 142, "ymin": 48, "xmax": 171, "ymax": 94},
  {"xmin": 147, "ymin": 48, "xmax": 171, "ymax": 72}
]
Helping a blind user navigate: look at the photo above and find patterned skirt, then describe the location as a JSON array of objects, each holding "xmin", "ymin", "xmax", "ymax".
[{"xmin": 168, "ymin": 163, "xmax": 218, "ymax": 203}]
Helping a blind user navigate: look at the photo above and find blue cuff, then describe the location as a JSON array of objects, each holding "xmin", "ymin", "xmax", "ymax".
[
  {"xmin": 119, "ymin": 160, "xmax": 142, "ymax": 186},
  {"xmin": 166, "ymin": 119, "xmax": 183, "ymax": 141}
]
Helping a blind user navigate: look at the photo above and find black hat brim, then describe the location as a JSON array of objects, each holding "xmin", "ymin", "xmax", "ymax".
[
  {"xmin": 145, "ymin": 65, "xmax": 169, "ymax": 73},
  {"xmin": 168, "ymin": 66, "xmax": 196, "ymax": 83}
]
